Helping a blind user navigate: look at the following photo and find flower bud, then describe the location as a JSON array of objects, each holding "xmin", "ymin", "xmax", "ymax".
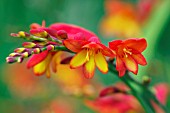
[
  {"xmin": 57, "ymin": 30, "xmax": 68, "ymax": 39},
  {"xmin": 33, "ymin": 48, "xmax": 41, "ymax": 54},
  {"xmin": 30, "ymin": 29, "xmax": 48, "ymax": 38},
  {"xmin": 9, "ymin": 53, "xmax": 20, "ymax": 57},
  {"xmin": 46, "ymin": 45, "xmax": 54, "ymax": 51},
  {"xmin": 22, "ymin": 52, "xmax": 29, "ymax": 58},
  {"xmin": 142, "ymin": 76, "xmax": 151, "ymax": 85},
  {"xmin": 14, "ymin": 48, "xmax": 26, "ymax": 53},
  {"xmin": 18, "ymin": 31, "xmax": 26, "ymax": 37},
  {"xmin": 17, "ymin": 57, "xmax": 23, "ymax": 63},
  {"xmin": 22, "ymin": 42, "xmax": 37, "ymax": 48},
  {"xmin": 6, "ymin": 57, "xmax": 16, "ymax": 63}
]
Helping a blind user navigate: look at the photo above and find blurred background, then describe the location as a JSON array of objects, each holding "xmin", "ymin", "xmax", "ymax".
[{"xmin": 0, "ymin": 0, "xmax": 170, "ymax": 113}]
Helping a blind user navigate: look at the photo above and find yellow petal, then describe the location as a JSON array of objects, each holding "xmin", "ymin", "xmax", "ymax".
[
  {"xmin": 33, "ymin": 53, "xmax": 52, "ymax": 76},
  {"xmin": 84, "ymin": 55, "xmax": 95, "ymax": 79},
  {"xmin": 70, "ymin": 49, "xmax": 87, "ymax": 68},
  {"xmin": 94, "ymin": 51, "xmax": 108, "ymax": 74},
  {"xmin": 123, "ymin": 56, "xmax": 138, "ymax": 75},
  {"xmin": 51, "ymin": 52, "xmax": 63, "ymax": 72}
]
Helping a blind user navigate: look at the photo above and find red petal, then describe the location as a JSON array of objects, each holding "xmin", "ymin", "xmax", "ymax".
[
  {"xmin": 119, "ymin": 69, "xmax": 126, "ymax": 77},
  {"xmin": 27, "ymin": 51, "xmax": 48, "ymax": 68},
  {"xmin": 63, "ymin": 39, "xmax": 87, "ymax": 52},
  {"xmin": 124, "ymin": 38, "xmax": 147, "ymax": 53},
  {"xmin": 116, "ymin": 56, "xmax": 125, "ymax": 70},
  {"xmin": 116, "ymin": 56, "xmax": 126, "ymax": 77},
  {"xmin": 109, "ymin": 40, "xmax": 122, "ymax": 51},
  {"xmin": 49, "ymin": 23, "xmax": 97, "ymax": 40},
  {"xmin": 132, "ymin": 53, "xmax": 147, "ymax": 66},
  {"xmin": 98, "ymin": 43, "xmax": 115, "ymax": 57}
]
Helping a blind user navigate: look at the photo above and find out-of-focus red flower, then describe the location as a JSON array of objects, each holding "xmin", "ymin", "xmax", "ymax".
[
  {"xmin": 86, "ymin": 83, "xmax": 169, "ymax": 113},
  {"xmin": 151, "ymin": 83, "xmax": 169, "ymax": 113},
  {"xmin": 109, "ymin": 38, "xmax": 147, "ymax": 76},
  {"xmin": 137, "ymin": 0, "xmax": 158, "ymax": 24},
  {"xmin": 64, "ymin": 36, "xmax": 114, "ymax": 79},
  {"xmin": 41, "ymin": 99, "xmax": 74, "ymax": 113},
  {"xmin": 85, "ymin": 83, "xmax": 143, "ymax": 113}
]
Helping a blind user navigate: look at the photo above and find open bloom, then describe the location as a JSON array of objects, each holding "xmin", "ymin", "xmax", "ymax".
[
  {"xmin": 64, "ymin": 36, "xmax": 114, "ymax": 79},
  {"xmin": 109, "ymin": 38, "xmax": 147, "ymax": 76}
]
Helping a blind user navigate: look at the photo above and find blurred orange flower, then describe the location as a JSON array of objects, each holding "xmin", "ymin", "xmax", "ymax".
[{"xmin": 100, "ymin": 0, "xmax": 158, "ymax": 38}]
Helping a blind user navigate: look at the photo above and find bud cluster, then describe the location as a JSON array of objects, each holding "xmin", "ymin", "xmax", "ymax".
[{"xmin": 6, "ymin": 29, "xmax": 68, "ymax": 63}]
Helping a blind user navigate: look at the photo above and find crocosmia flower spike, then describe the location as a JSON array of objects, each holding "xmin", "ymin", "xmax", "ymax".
[
  {"xmin": 109, "ymin": 38, "xmax": 147, "ymax": 77},
  {"xmin": 64, "ymin": 35, "xmax": 114, "ymax": 79}
]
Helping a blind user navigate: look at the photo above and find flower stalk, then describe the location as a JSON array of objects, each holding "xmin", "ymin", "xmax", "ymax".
[{"xmin": 108, "ymin": 61, "xmax": 168, "ymax": 113}]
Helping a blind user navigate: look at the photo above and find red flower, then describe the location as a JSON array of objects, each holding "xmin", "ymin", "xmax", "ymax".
[
  {"xmin": 109, "ymin": 38, "xmax": 147, "ymax": 76},
  {"xmin": 86, "ymin": 83, "xmax": 169, "ymax": 113},
  {"xmin": 64, "ymin": 36, "xmax": 114, "ymax": 79}
]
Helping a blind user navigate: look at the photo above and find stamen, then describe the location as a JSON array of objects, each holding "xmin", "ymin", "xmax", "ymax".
[{"xmin": 123, "ymin": 48, "xmax": 132, "ymax": 58}]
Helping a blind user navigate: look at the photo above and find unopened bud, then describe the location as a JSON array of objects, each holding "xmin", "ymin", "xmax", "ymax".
[
  {"xmin": 142, "ymin": 76, "xmax": 151, "ymax": 85},
  {"xmin": 57, "ymin": 30, "xmax": 67, "ymax": 39},
  {"xmin": 22, "ymin": 42, "xmax": 37, "ymax": 48},
  {"xmin": 14, "ymin": 48, "xmax": 26, "ymax": 53},
  {"xmin": 9, "ymin": 53, "xmax": 20, "ymax": 57},
  {"xmin": 17, "ymin": 57, "xmax": 23, "ymax": 63},
  {"xmin": 46, "ymin": 45, "xmax": 54, "ymax": 51},
  {"xmin": 10, "ymin": 33, "xmax": 19, "ymax": 37},
  {"xmin": 18, "ymin": 31, "xmax": 26, "ymax": 37},
  {"xmin": 30, "ymin": 29, "xmax": 48, "ymax": 38},
  {"xmin": 33, "ymin": 48, "xmax": 41, "ymax": 54},
  {"xmin": 22, "ymin": 52, "xmax": 29, "ymax": 58},
  {"xmin": 6, "ymin": 57, "xmax": 16, "ymax": 63}
]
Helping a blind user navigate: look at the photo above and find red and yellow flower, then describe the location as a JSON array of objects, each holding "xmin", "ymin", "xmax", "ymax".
[
  {"xmin": 109, "ymin": 38, "xmax": 147, "ymax": 76},
  {"xmin": 64, "ymin": 36, "xmax": 114, "ymax": 79},
  {"xmin": 27, "ymin": 22, "xmax": 114, "ymax": 78}
]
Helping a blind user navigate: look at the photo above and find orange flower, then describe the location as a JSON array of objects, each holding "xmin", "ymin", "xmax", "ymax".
[
  {"xmin": 64, "ymin": 36, "xmax": 114, "ymax": 79},
  {"xmin": 109, "ymin": 38, "xmax": 147, "ymax": 76},
  {"xmin": 100, "ymin": 0, "xmax": 141, "ymax": 38}
]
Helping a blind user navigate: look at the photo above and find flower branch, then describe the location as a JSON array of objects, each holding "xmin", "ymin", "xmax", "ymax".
[{"xmin": 108, "ymin": 61, "xmax": 168, "ymax": 113}]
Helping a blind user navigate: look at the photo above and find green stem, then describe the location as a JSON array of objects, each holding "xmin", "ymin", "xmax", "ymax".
[
  {"xmin": 108, "ymin": 62, "xmax": 168, "ymax": 113},
  {"xmin": 137, "ymin": 0, "xmax": 170, "ymax": 80}
]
